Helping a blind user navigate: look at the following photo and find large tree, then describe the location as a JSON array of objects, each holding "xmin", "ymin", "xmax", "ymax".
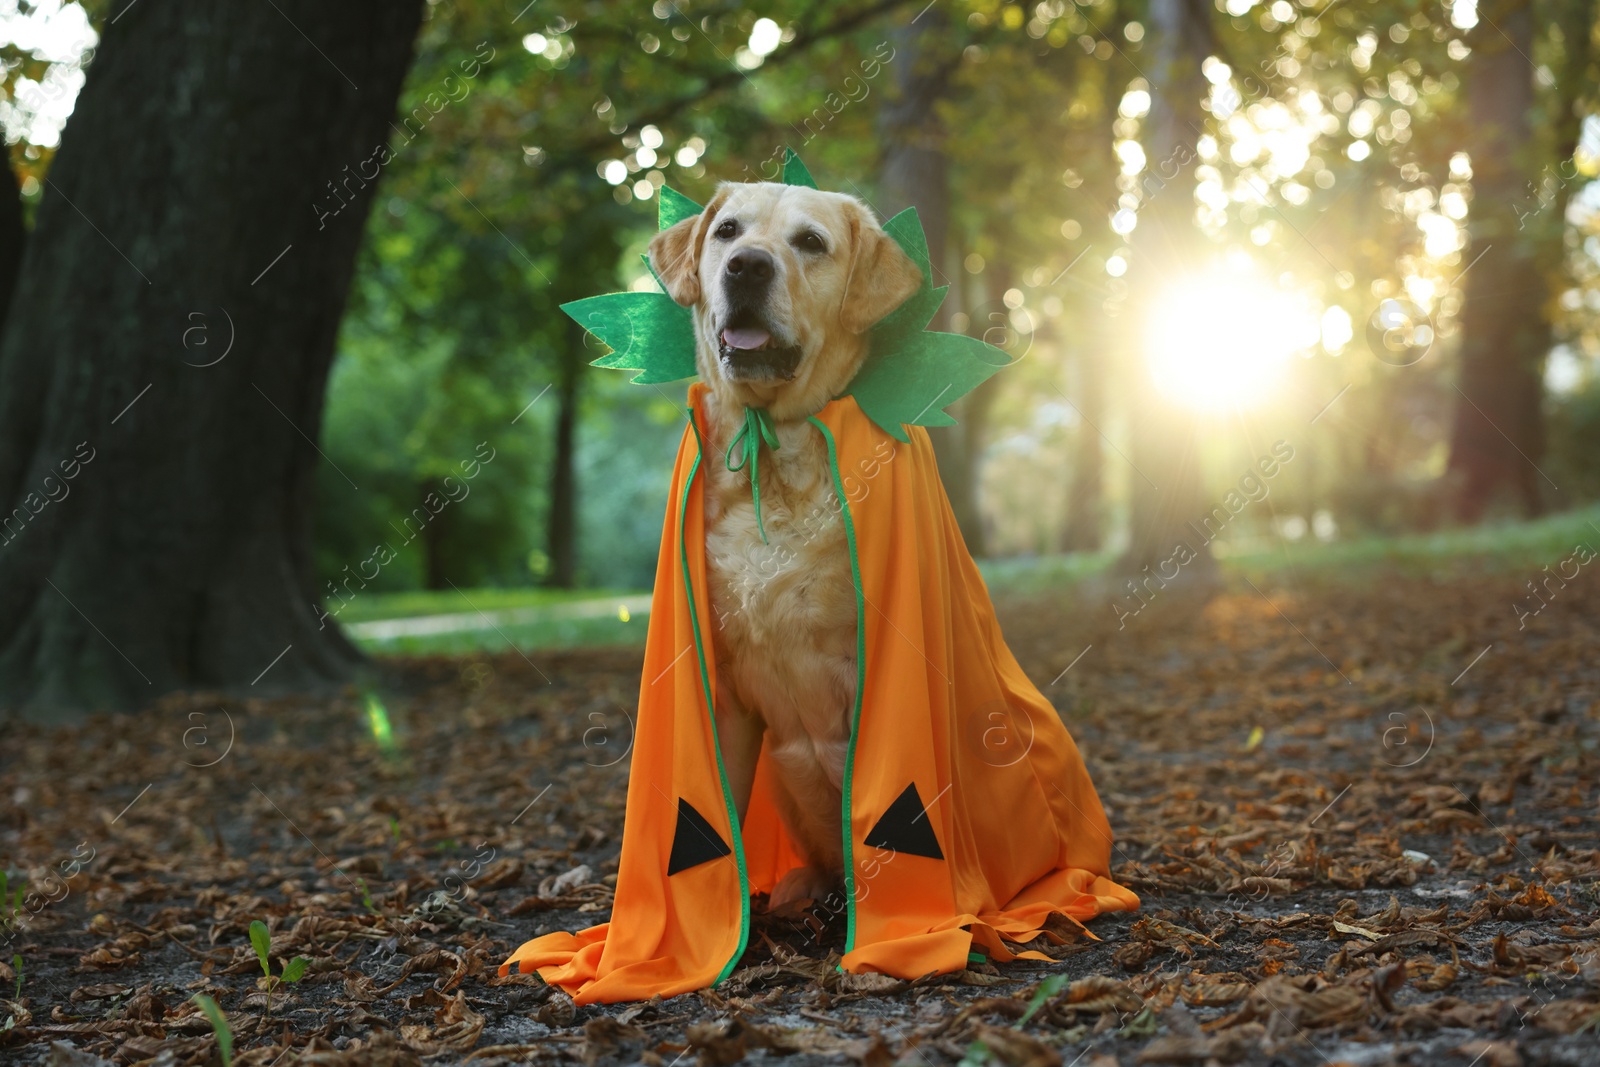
[
  {"xmin": 0, "ymin": 157, "xmax": 22, "ymax": 341},
  {"xmin": 1120, "ymin": 0, "xmax": 1216, "ymax": 574},
  {"xmin": 0, "ymin": 0, "xmax": 423, "ymax": 715},
  {"xmin": 1444, "ymin": 3, "xmax": 1545, "ymax": 517},
  {"xmin": 1446, "ymin": 0, "xmax": 1593, "ymax": 519},
  {"xmin": 876, "ymin": 7, "xmax": 993, "ymax": 552}
]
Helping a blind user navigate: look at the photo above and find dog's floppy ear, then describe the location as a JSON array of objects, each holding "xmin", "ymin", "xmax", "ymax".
[
  {"xmin": 839, "ymin": 202, "xmax": 923, "ymax": 334},
  {"xmin": 648, "ymin": 187, "xmax": 730, "ymax": 308}
]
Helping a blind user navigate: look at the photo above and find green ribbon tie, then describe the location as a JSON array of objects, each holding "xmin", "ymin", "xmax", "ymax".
[{"xmin": 724, "ymin": 406, "xmax": 781, "ymax": 544}]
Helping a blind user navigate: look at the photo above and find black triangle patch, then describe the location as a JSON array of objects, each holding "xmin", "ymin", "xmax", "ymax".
[
  {"xmin": 863, "ymin": 783, "xmax": 944, "ymax": 860},
  {"xmin": 667, "ymin": 798, "xmax": 732, "ymax": 875}
]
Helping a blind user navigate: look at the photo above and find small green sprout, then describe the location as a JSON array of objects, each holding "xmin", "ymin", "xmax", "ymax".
[
  {"xmin": 192, "ymin": 993, "xmax": 233, "ymax": 1067},
  {"xmin": 958, "ymin": 1039, "xmax": 994, "ymax": 1067},
  {"xmin": 355, "ymin": 877, "xmax": 380, "ymax": 917},
  {"xmin": 1015, "ymin": 973, "xmax": 1066, "ymax": 1028},
  {"xmin": 11, "ymin": 954, "xmax": 20, "ymax": 1000},
  {"xmin": 247, "ymin": 920, "xmax": 308, "ymax": 1019}
]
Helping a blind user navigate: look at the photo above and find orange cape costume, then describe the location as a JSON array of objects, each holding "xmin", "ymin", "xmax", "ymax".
[{"xmin": 500, "ymin": 383, "xmax": 1138, "ymax": 1003}]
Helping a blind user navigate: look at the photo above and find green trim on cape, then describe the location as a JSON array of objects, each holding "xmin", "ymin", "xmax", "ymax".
[
  {"xmin": 807, "ymin": 414, "xmax": 868, "ymax": 961},
  {"xmin": 681, "ymin": 407, "xmax": 752, "ymax": 984}
]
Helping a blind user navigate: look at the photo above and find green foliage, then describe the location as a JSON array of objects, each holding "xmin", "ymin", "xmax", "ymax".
[
  {"xmin": 192, "ymin": 994, "xmax": 233, "ymax": 1067},
  {"xmin": 247, "ymin": 920, "xmax": 271, "ymax": 977},
  {"xmin": 302, "ymin": 0, "xmax": 1600, "ymax": 595},
  {"xmin": 10, "ymin": 953, "xmax": 20, "ymax": 1000},
  {"xmin": 314, "ymin": 1, "xmax": 954, "ymax": 598},
  {"xmin": 317, "ymin": 203, "xmax": 555, "ymax": 593},
  {"xmin": 247, "ymin": 920, "xmax": 308, "ymax": 1019},
  {"xmin": 7, "ymin": 0, "xmax": 1597, "ymax": 591},
  {"xmin": 1549, "ymin": 379, "xmax": 1600, "ymax": 503}
]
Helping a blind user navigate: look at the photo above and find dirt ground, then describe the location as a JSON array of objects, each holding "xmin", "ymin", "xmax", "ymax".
[{"xmin": 2, "ymin": 563, "xmax": 1597, "ymax": 1067}]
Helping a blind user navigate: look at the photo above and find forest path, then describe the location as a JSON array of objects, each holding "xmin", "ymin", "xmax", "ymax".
[{"xmin": 1, "ymin": 563, "xmax": 1596, "ymax": 1066}]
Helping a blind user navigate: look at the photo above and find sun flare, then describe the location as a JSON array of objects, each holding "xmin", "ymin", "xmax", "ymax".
[{"xmin": 1145, "ymin": 267, "xmax": 1322, "ymax": 412}]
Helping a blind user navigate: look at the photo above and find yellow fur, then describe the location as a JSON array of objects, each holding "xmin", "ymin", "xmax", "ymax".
[{"xmin": 648, "ymin": 182, "xmax": 920, "ymax": 906}]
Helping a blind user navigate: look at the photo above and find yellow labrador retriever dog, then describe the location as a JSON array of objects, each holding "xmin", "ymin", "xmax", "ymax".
[{"xmin": 648, "ymin": 182, "xmax": 922, "ymax": 909}]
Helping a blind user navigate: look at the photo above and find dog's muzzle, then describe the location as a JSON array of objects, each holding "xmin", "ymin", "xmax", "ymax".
[{"xmin": 718, "ymin": 248, "xmax": 800, "ymax": 381}]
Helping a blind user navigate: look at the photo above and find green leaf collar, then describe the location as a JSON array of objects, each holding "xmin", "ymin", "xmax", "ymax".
[{"xmin": 560, "ymin": 148, "xmax": 1009, "ymax": 442}]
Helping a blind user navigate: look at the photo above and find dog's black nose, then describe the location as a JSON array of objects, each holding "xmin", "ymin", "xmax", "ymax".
[{"xmin": 725, "ymin": 248, "xmax": 774, "ymax": 286}]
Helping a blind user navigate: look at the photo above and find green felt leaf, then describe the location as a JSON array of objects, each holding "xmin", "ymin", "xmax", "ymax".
[
  {"xmin": 859, "ymin": 206, "xmax": 951, "ymax": 391},
  {"xmin": 883, "ymin": 208, "xmax": 931, "ymax": 279},
  {"xmin": 870, "ymin": 208, "xmax": 943, "ymax": 344},
  {"xmin": 637, "ymin": 252, "xmax": 671, "ymax": 293},
  {"xmin": 562, "ymin": 291, "xmax": 697, "ymax": 384},
  {"xmin": 846, "ymin": 330, "xmax": 1011, "ymax": 443},
  {"xmin": 281, "ymin": 956, "xmax": 309, "ymax": 984},
  {"xmin": 873, "ymin": 284, "xmax": 948, "ymax": 354},
  {"xmin": 658, "ymin": 186, "xmax": 701, "ymax": 230},
  {"xmin": 783, "ymin": 148, "xmax": 818, "ymax": 188}
]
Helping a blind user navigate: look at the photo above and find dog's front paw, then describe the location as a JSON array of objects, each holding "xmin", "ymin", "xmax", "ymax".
[{"xmin": 768, "ymin": 864, "xmax": 840, "ymax": 911}]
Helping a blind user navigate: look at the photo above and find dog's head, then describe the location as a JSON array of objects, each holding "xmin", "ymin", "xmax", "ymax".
[{"xmin": 648, "ymin": 182, "xmax": 922, "ymax": 420}]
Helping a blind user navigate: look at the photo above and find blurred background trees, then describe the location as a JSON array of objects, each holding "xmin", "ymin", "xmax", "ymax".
[{"xmin": 4, "ymin": 0, "xmax": 1600, "ymax": 707}]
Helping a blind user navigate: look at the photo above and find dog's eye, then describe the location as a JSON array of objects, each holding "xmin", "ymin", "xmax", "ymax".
[
  {"xmin": 714, "ymin": 219, "xmax": 739, "ymax": 240},
  {"xmin": 792, "ymin": 230, "xmax": 827, "ymax": 254}
]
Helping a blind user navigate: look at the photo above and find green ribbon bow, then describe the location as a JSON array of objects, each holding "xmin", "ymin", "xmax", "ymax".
[{"xmin": 724, "ymin": 405, "xmax": 781, "ymax": 543}]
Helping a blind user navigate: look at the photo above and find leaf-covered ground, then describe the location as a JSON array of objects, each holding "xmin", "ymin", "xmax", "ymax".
[{"xmin": 2, "ymin": 563, "xmax": 1597, "ymax": 1067}]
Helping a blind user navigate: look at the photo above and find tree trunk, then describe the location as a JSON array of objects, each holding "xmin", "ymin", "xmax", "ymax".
[
  {"xmin": 1446, "ymin": 1, "xmax": 1591, "ymax": 519},
  {"xmin": 1445, "ymin": 4, "xmax": 1549, "ymax": 519},
  {"xmin": 876, "ymin": 9, "xmax": 987, "ymax": 552},
  {"xmin": 0, "ymin": 153, "xmax": 23, "ymax": 339},
  {"xmin": 958, "ymin": 375, "xmax": 999, "ymax": 558},
  {"xmin": 545, "ymin": 316, "xmax": 583, "ymax": 589},
  {"xmin": 957, "ymin": 259, "xmax": 1019, "ymax": 558},
  {"xmin": 1120, "ymin": 0, "xmax": 1216, "ymax": 576},
  {"xmin": 0, "ymin": 0, "xmax": 423, "ymax": 716},
  {"xmin": 419, "ymin": 481, "xmax": 449, "ymax": 591}
]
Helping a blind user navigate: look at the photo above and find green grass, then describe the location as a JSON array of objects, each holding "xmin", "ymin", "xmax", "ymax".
[
  {"xmin": 341, "ymin": 504, "xmax": 1600, "ymax": 658},
  {"xmin": 986, "ymin": 503, "xmax": 1600, "ymax": 597},
  {"xmin": 1221, "ymin": 502, "xmax": 1600, "ymax": 577},
  {"xmin": 332, "ymin": 586, "xmax": 633, "ymax": 624},
  {"xmin": 351, "ymin": 612, "xmax": 647, "ymax": 657},
  {"xmin": 978, "ymin": 549, "xmax": 1119, "ymax": 597}
]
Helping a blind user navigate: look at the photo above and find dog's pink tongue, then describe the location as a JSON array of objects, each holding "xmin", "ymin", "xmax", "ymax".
[{"xmin": 721, "ymin": 327, "xmax": 771, "ymax": 351}]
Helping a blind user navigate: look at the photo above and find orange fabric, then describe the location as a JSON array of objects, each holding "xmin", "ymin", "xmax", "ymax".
[{"xmin": 501, "ymin": 386, "xmax": 1137, "ymax": 1003}]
